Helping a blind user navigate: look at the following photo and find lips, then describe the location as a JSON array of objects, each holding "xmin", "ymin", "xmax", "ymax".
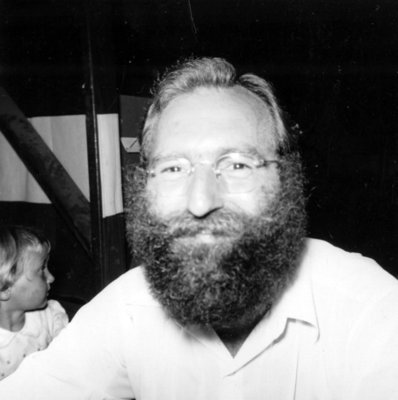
[{"xmin": 164, "ymin": 210, "xmax": 245, "ymax": 240}]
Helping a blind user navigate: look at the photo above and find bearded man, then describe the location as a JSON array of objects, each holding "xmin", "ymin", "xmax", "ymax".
[{"xmin": 1, "ymin": 57, "xmax": 398, "ymax": 400}]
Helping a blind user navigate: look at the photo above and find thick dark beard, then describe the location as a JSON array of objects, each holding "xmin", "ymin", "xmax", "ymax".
[{"xmin": 124, "ymin": 153, "xmax": 307, "ymax": 330}]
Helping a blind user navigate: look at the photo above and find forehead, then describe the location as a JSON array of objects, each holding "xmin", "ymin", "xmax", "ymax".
[{"xmin": 152, "ymin": 87, "xmax": 277, "ymax": 160}]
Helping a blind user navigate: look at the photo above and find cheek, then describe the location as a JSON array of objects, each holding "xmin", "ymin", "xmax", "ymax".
[
  {"xmin": 32, "ymin": 281, "xmax": 48, "ymax": 302},
  {"xmin": 224, "ymin": 191, "xmax": 265, "ymax": 216},
  {"xmin": 31, "ymin": 279, "xmax": 45, "ymax": 291},
  {"xmin": 146, "ymin": 186, "xmax": 187, "ymax": 218},
  {"xmin": 225, "ymin": 175, "xmax": 281, "ymax": 216}
]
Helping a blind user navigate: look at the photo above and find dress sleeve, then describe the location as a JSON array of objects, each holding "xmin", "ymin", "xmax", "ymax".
[{"xmin": 45, "ymin": 300, "xmax": 69, "ymax": 338}]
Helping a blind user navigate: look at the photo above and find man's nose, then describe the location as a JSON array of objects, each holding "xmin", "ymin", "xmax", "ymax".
[{"xmin": 186, "ymin": 165, "xmax": 223, "ymax": 218}]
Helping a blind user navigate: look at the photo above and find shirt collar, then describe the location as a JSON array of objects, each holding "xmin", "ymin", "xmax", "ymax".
[{"xmin": 268, "ymin": 242, "xmax": 320, "ymax": 340}]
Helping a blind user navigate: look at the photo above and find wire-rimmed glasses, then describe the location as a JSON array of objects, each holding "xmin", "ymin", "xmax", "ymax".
[{"xmin": 147, "ymin": 152, "xmax": 279, "ymax": 196}]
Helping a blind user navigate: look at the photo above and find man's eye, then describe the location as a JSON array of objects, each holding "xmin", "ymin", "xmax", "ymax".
[
  {"xmin": 222, "ymin": 161, "xmax": 252, "ymax": 171},
  {"xmin": 160, "ymin": 165, "xmax": 183, "ymax": 174},
  {"xmin": 231, "ymin": 162, "xmax": 251, "ymax": 170}
]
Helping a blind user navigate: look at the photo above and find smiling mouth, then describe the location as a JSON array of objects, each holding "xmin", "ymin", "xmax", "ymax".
[
  {"xmin": 193, "ymin": 232, "xmax": 220, "ymax": 242},
  {"xmin": 176, "ymin": 230, "xmax": 238, "ymax": 244}
]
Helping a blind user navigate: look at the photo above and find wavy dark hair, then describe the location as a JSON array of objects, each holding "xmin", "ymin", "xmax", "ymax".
[{"xmin": 140, "ymin": 57, "xmax": 291, "ymax": 165}]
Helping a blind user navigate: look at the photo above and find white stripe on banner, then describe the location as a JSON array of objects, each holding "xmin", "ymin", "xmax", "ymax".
[{"xmin": 0, "ymin": 114, "xmax": 123, "ymax": 218}]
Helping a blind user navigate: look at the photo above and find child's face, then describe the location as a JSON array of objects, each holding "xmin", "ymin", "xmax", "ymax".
[{"xmin": 9, "ymin": 245, "xmax": 55, "ymax": 311}]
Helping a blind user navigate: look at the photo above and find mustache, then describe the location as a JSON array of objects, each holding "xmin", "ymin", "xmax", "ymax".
[{"xmin": 160, "ymin": 209, "xmax": 249, "ymax": 238}]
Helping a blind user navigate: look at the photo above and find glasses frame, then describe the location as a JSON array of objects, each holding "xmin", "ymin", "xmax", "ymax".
[
  {"xmin": 146, "ymin": 152, "xmax": 281, "ymax": 195},
  {"xmin": 148, "ymin": 152, "xmax": 280, "ymax": 178}
]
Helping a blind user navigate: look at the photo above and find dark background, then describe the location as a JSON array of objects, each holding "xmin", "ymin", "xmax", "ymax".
[{"xmin": 0, "ymin": 0, "xmax": 397, "ymax": 298}]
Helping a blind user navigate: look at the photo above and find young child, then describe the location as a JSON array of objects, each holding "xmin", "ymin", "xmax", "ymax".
[{"xmin": 0, "ymin": 225, "xmax": 68, "ymax": 380}]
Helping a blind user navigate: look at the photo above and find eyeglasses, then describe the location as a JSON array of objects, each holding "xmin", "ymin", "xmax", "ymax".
[{"xmin": 147, "ymin": 152, "xmax": 279, "ymax": 196}]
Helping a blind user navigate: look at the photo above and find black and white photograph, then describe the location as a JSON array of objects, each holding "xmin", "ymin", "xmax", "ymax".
[{"xmin": 0, "ymin": 1, "xmax": 397, "ymax": 398}]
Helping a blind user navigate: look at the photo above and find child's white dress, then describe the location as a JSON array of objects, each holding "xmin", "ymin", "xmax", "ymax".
[{"xmin": 0, "ymin": 299, "xmax": 68, "ymax": 379}]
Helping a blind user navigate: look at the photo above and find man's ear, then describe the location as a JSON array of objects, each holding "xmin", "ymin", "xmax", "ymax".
[{"xmin": 0, "ymin": 288, "xmax": 11, "ymax": 301}]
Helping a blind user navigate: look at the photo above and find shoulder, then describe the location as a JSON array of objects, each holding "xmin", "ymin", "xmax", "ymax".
[
  {"xmin": 299, "ymin": 238, "xmax": 398, "ymax": 332},
  {"xmin": 46, "ymin": 300, "xmax": 68, "ymax": 315},
  {"xmin": 72, "ymin": 266, "xmax": 159, "ymax": 322},
  {"xmin": 26, "ymin": 300, "xmax": 69, "ymax": 336},
  {"xmin": 300, "ymin": 239, "xmax": 398, "ymax": 390},
  {"xmin": 94, "ymin": 266, "xmax": 156, "ymax": 305},
  {"xmin": 302, "ymin": 238, "xmax": 398, "ymax": 298},
  {"xmin": 38, "ymin": 300, "xmax": 68, "ymax": 322},
  {"xmin": 26, "ymin": 300, "xmax": 67, "ymax": 321}
]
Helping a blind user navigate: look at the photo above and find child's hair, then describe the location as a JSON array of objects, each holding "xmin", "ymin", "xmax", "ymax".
[{"xmin": 0, "ymin": 225, "xmax": 51, "ymax": 292}]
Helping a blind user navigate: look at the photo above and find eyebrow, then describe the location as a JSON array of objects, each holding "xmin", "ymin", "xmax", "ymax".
[
  {"xmin": 151, "ymin": 146, "xmax": 263, "ymax": 163},
  {"xmin": 149, "ymin": 154, "xmax": 188, "ymax": 167},
  {"xmin": 217, "ymin": 146, "xmax": 262, "ymax": 158}
]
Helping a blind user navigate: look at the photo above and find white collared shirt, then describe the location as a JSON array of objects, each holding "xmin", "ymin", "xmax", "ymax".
[
  {"xmin": 0, "ymin": 300, "xmax": 68, "ymax": 380},
  {"xmin": 1, "ymin": 238, "xmax": 398, "ymax": 399}
]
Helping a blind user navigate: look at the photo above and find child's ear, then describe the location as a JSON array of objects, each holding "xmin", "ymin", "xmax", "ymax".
[{"xmin": 0, "ymin": 288, "xmax": 11, "ymax": 301}]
